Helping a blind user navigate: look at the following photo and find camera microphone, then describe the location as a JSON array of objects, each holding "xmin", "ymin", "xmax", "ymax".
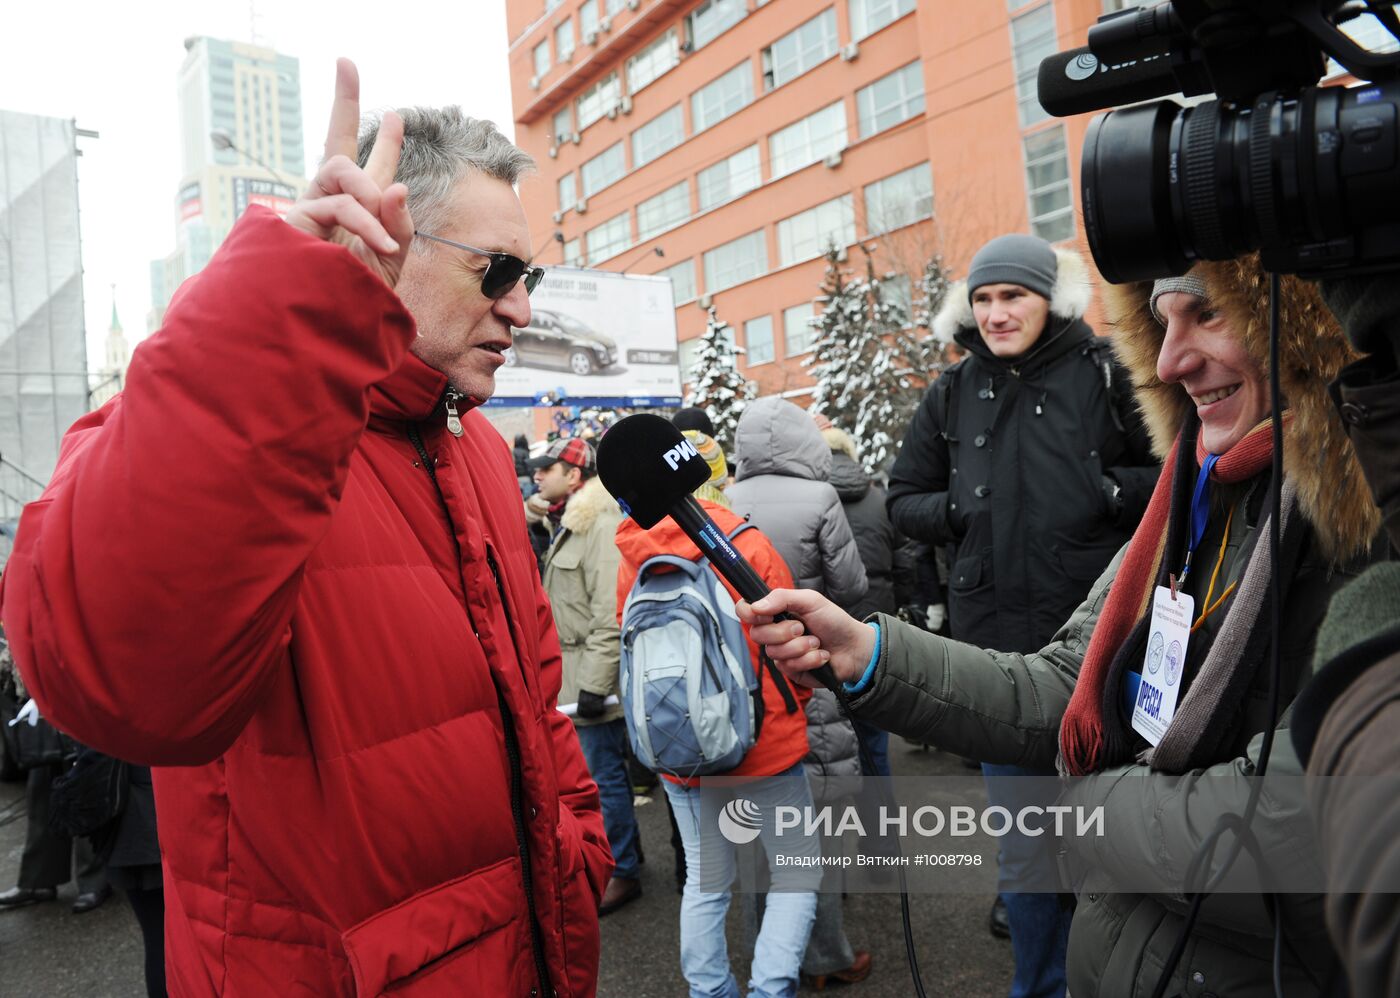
[
  {"xmin": 596, "ymin": 413, "xmax": 842, "ymax": 693},
  {"xmin": 1037, "ymin": 45, "xmax": 1183, "ymax": 116}
]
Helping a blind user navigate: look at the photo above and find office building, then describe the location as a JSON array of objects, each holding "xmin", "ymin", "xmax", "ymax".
[
  {"xmin": 503, "ymin": 0, "xmax": 1119, "ymax": 401},
  {"xmin": 149, "ymin": 36, "xmax": 305, "ymax": 330}
]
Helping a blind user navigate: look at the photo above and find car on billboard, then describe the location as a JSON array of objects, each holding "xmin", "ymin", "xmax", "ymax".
[{"xmin": 506, "ymin": 308, "xmax": 620, "ymax": 376}]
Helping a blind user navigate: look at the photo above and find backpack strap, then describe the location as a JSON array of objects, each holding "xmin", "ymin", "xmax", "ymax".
[
  {"xmin": 1083, "ymin": 339, "xmax": 1126, "ymax": 435},
  {"xmin": 723, "ymin": 522, "xmax": 799, "ymax": 715},
  {"xmin": 939, "ymin": 362, "xmax": 960, "ymax": 444}
]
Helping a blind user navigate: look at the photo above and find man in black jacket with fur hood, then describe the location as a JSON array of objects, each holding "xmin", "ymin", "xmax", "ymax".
[{"xmin": 886, "ymin": 233, "xmax": 1157, "ymax": 998}]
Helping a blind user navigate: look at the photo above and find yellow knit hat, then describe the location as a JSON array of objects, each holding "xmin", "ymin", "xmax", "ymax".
[{"xmin": 683, "ymin": 430, "xmax": 728, "ymax": 485}]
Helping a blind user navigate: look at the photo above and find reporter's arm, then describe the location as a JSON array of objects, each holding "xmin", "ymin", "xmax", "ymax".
[{"xmin": 744, "ymin": 546, "xmax": 1122, "ymax": 769}]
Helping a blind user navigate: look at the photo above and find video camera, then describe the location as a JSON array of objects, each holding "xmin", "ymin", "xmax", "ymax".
[{"xmin": 1038, "ymin": 1, "xmax": 1400, "ymax": 282}]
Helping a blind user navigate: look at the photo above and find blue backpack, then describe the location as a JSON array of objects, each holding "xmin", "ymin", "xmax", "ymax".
[{"xmin": 619, "ymin": 523, "xmax": 797, "ymax": 779}]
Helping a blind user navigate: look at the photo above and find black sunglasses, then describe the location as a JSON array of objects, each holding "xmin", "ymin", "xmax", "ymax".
[{"xmin": 413, "ymin": 231, "xmax": 545, "ymax": 299}]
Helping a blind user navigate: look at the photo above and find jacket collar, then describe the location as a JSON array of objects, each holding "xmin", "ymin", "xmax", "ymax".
[{"xmin": 368, "ymin": 351, "xmax": 475, "ymax": 427}]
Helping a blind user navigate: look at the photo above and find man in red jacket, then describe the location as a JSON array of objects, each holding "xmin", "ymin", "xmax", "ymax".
[{"xmin": 0, "ymin": 59, "xmax": 612, "ymax": 997}]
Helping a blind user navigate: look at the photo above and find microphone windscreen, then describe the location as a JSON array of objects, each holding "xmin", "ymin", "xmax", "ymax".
[{"xmin": 597, "ymin": 414, "xmax": 711, "ymax": 528}]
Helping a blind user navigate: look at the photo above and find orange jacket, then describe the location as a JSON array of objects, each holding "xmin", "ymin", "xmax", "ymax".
[{"xmin": 615, "ymin": 501, "xmax": 810, "ymax": 781}]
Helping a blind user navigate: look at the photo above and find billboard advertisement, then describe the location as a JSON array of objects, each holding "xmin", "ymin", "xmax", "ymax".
[
  {"xmin": 489, "ymin": 266, "xmax": 682, "ymax": 408},
  {"xmin": 233, "ymin": 176, "xmax": 298, "ymax": 220}
]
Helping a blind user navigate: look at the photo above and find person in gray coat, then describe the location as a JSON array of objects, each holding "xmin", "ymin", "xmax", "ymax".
[
  {"xmin": 727, "ymin": 397, "xmax": 868, "ymax": 606},
  {"xmin": 729, "ymin": 397, "xmax": 872, "ymax": 989}
]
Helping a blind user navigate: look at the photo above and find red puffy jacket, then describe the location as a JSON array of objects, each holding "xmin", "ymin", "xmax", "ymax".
[{"xmin": 0, "ymin": 208, "xmax": 612, "ymax": 996}]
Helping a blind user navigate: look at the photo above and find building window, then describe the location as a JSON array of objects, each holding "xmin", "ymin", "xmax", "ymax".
[
  {"xmin": 1024, "ymin": 125, "xmax": 1074, "ymax": 241},
  {"xmin": 533, "ymin": 39, "xmax": 551, "ymax": 78},
  {"xmin": 628, "ymin": 30, "xmax": 680, "ymax": 95},
  {"xmin": 563, "ymin": 238, "xmax": 582, "ymax": 266},
  {"xmin": 659, "ymin": 258, "xmax": 697, "ymax": 304},
  {"xmin": 555, "ymin": 18, "xmax": 576, "ymax": 63},
  {"xmin": 863, "ymin": 162, "xmax": 933, "ymax": 235},
  {"xmin": 856, "ymin": 61, "xmax": 925, "ymax": 138},
  {"xmin": 553, "ymin": 106, "xmax": 573, "ymax": 145},
  {"xmin": 691, "ymin": 61, "xmax": 754, "ymax": 133},
  {"xmin": 546, "ymin": 0, "xmax": 563, "ymax": 9},
  {"xmin": 587, "ymin": 212, "xmax": 632, "ymax": 264},
  {"xmin": 697, "ymin": 146, "xmax": 762, "ymax": 211},
  {"xmin": 685, "ymin": 0, "xmax": 745, "ymax": 51},
  {"xmin": 763, "ymin": 9, "xmax": 838, "ymax": 91},
  {"xmin": 849, "ymin": 0, "xmax": 915, "ymax": 40},
  {"xmin": 580, "ymin": 0, "xmax": 600, "ymax": 39},
  {"xmin": 558, "ymin": 172, "xmax": 577, "ymax": 212},
  {"xmin": 768, "ymin": 101, "xmax": 846, "ymax": 180},
  {"xmin": 605, "ymin": 0, "xmax": 628, "ymax": 12},
  {"xmin": 885, "ymin": 273, "xmax": 914, "ymax": 317},
  {"xmin": 577, "ymin": 72, "xmax": 621, "ymax": 131},
  {"xmin": 744, "ymin": 314, "xmax": 775, "ymax": 365},
  {"xmin": 704, "ymin": 229, "xmax": 768, "ymax": 293},
  {"xmin": 1011, "ymin": 4, "xmax": 1057, "ymax": 128},
  {"xmin": 638, "ymin": 181, "xmax": 691, "ymax": 241},
  {"xmin": 581, "ymin": 141, "xmax": 627, "ymax": 197},
  {"xmin": 632, "ymin": 104, "xmax": 685, "ymax": 168},
  {"xmin": 784, "ymin": 303, "xmax": 817, "ymax": 356},
  {"xmin": 776, "ymin": 195, "xmax": 855, "ymax": 268}
]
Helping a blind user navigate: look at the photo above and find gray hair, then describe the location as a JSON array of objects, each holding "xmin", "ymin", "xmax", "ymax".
[{"xmin": 357, "ymin": 106, "xmax": 535, "ymax": 242}]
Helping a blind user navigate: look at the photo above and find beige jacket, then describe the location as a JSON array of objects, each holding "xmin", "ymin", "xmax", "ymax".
[{"xmin": 542, "ymin": 476, "xmax": 624, "ymax": 727}]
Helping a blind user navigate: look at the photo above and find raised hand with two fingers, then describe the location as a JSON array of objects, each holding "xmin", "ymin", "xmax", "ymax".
[{"xmin": 285, "ymin": 58, "xmax": 414, "ymax": 289}]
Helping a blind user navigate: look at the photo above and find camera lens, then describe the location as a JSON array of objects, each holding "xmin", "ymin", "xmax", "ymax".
[{"xmin": 1083, "ymin": 80, "xmax": 1400, "ymax": 281}]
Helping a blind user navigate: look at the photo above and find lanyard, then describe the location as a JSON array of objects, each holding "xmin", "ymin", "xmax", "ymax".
[{"xmin": 1181, "ymin": 454, "xmax": 1219, "ymax": 582}]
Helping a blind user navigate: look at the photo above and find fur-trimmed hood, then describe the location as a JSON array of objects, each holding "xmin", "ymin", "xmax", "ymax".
[
  {"xmin": 932, "ymin": 245, "xmax": 1094, "ymax": 345},
  {"xmin": 559, "ymin": 475, "xmax": 618, "ymax": 535},
  {"xmin": 1103, "ymin": 256, "xmax": 1378, "ymax": 565}
]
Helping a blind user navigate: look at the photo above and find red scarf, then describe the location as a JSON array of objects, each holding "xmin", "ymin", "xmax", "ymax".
[{"xmin": 1059, "ymin": 416, "xmax": 1284, "ymax": 777}]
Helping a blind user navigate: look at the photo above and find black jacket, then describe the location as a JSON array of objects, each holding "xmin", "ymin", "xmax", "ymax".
[
  {"xmin": 828, "ymin": 451, "xmax": 911, "ymax": 621},
  {"xmin": 887, "ymin": 314, "xmax": 1158, "ymax": 653}
]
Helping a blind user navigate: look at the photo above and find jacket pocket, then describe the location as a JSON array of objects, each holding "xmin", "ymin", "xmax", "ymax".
[
  {"xmin": 546, "ymin": 545, "xmax": 586, "ymax": 646},
  {"xmin": 341, "ymin": 856, "xmax": 529, "ymax": 997}
]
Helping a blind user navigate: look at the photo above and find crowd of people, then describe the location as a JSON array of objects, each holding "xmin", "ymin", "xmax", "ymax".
[{"xmin": 1, "ymin": 55, "xmax": 1397, "ymax": 998}]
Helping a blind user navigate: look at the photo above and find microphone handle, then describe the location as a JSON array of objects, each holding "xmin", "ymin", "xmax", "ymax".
[{"xmin": 668, "ymin": 495, "xmax": 842, "ymax": 692}]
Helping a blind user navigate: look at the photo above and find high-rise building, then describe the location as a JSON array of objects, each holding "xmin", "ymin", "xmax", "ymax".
[
  {"xmin": 503, "ymin": 0, "xmax": 1117, "ymax": 401},
  {"xmin": 149, "ymin": 36, "xmax": 305, "ymax": 331},
  {"xmin": 0, "ymin": 110, "xmax": 90, "ymax": 489}
]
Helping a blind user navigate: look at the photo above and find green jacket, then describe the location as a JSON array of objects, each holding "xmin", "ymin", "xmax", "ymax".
[
  {"xmin": 542, "ymin": 476, "xmax": 624, "ymax": 727},
  {"xmin": 851, "ymin": 483, "xmax": 1358, "ymax": 997}
]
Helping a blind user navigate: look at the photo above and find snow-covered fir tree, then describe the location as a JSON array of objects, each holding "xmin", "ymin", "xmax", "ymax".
[
  {"xmin": 684, "ymin": 306, "xmax": 754, "ymax": 454},
  {"xmin": 806, "ymin": 245, "xmax": 946, "ymax": 475},
  {"xmin": 804, "ymin": 245, "xmax": 867, "ymax": 429}
]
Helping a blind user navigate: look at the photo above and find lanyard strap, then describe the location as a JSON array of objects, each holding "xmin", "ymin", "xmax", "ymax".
[{"xmin": 1181, "ymin": 454, "xmax": 1219, "ymax": 581}]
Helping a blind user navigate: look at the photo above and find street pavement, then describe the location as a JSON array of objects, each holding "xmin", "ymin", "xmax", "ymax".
[{"xmin": 2, "ymin": 743, "xmax": 1014, "ymax": 997}]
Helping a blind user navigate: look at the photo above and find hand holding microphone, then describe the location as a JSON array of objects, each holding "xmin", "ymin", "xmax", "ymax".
[
  {"xmin": 735, "ymin": 590, "xmax": 876, "ymax": 690},
  {"xmin": 596, "ymin": 414, "xmax": 849, "ymax": 693}
]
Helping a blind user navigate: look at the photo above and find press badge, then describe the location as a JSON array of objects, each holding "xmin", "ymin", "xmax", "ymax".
[{"xmin": 1131, "ymin": 586, "xmax": 1193, "ymax": 745}]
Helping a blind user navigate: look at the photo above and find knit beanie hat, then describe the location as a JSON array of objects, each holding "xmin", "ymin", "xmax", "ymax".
[
  {"xmin": 683, "ymin": 430, "xmax": 728, "ymax": 485},
  {"xmin": 1149, "ymin": 272, "xmax": 1209, "ymax": 325},
  {"xmin": 672, "ymin": 407, "xmax": 716, "ymax": 436},
  {"xmin": 965, "ymin": 234, "xmax": 1058, "ymax": 303}
]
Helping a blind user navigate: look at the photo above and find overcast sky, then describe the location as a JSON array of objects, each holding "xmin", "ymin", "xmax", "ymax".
[{"xmin": 2, "ymin": 0, "xmax": 520, "ymax": 365}]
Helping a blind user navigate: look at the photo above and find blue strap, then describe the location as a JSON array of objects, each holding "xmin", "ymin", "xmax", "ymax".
[
  {"xmin": 1182, "ymin": 454, "xmax": 1219, "ymax": 581},
  {"xmin": 843, "ymin": 622, "xmax": 882, "ymax": 694}
]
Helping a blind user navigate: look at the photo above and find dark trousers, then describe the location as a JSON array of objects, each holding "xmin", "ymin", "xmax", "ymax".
[
  {"xmin": 125, "ymin": 885, "xmax": 168, "ymax": 997},
  {"xmin": 18, "ymin": 762, "xmax": 106, "ymax": 892}
]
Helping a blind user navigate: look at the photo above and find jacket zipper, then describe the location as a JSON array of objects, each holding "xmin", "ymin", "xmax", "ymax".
[{"xmin": 406, "ymin": 420, "xmax": 554, "ymax": 998}]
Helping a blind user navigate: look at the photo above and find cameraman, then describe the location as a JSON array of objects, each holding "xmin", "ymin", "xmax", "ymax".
[
  {"xmin": 740, "ymin": 256, "xmax": 1382, "ymax": 998},
  {"xmin": 1292, "ymin": 274, "xmax": 1400, "ymax": 996}
]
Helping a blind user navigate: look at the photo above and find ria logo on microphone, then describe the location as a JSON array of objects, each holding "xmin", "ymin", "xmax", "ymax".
[{"xmin": 662, "ymin": 438, "xmax": 700, "ymax": 471}]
